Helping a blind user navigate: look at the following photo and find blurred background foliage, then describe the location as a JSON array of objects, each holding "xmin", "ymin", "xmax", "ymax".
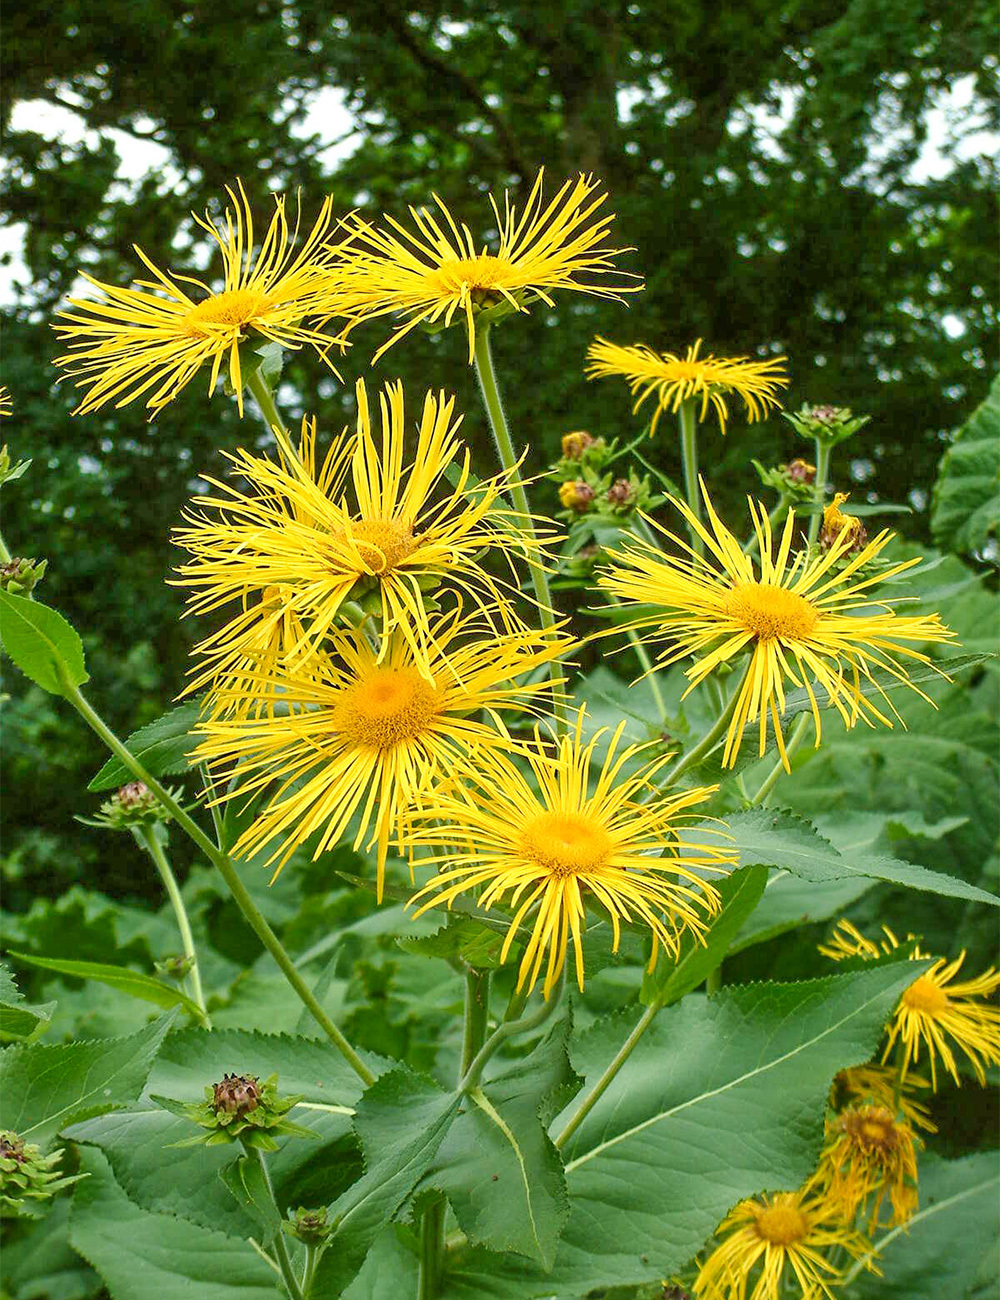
[{"xmin": 1, "ymin": 3, "xmax": 997, "ymax": 912}]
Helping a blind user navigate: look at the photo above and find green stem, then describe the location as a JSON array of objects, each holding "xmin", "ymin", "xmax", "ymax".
[
  {"xmin": 678, "ymin": 398, "xmax": 703, "ymax": 557},
  {"xmin": 300, "ymin": 1244, "xmax": 321, "ymax": 1297},
  {"xmin": 460, "ymin": 968, "xmax": 492, "ymax": 1078},
  {"xmin": 806, "ymin": 438, "xmax": 832, "ymax": 547},
  {"xmin": 418, "ymin": 1196, "xmax": 447, "ymax": 1300},
  {"xmin": 553, "ymin": 999, "xmax": 661, "ymax": 1151},
  {"xmin": 0, "ymin": 529, "xmax": 12, "ymax": 564},
  {"xmin": 611, "ymin": 597, "xmax": 666, "ymax": 720},
  {"xmin": 459, "ymin": 970, "xmax": 565, "ymax": 1094},
  {"xmin": 61, "ymin": 678, "xmax": 375, "ymax": 1087},
  {"xmin": 134, "ymin": 825, "xmax": 210, "ymax": 1025},
  {"xmin": 705, "ymin": 966, "xmax": 722, "ymax": 995},
  {"xmin": 744, "ymin": 494, "xmax": 791, "ymax": 558},
  {"xmin": 245, "ymin": 1146, "xmax": 304, "ymax": 1300},
  {"xmin": 246, "ymin": 366, "xmax": 288, "ymax": 436},
  {"xmin": 472, "ymin": 324, "xmax": 566, "ymax": 732},
  {"xmin": 747, "ymin": 711, "xmax": 811, "ymax": 807},
  {"xmin": 658, "ymin": 662, "xmax": 750, "ymax": 790}
]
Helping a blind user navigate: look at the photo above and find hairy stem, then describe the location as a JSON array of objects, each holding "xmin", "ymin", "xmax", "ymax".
[
  {"xmin": 62, "ymin": 678, "xmax": 374, "ymax": 1086},
  {"xmin": 460, "ymin": 968, "xmax": 492, "ymax": 1078},
  {"xmin": 418, "ymin": 1196, "xmax": 447, "ymax": 1300},
  {"xmin": 806, "ymin": 439, "xmax": 832, "ymax": 547},
  {"xmin": 134, "ymin": 825, "xmax": 209, "ymax": 1024}
]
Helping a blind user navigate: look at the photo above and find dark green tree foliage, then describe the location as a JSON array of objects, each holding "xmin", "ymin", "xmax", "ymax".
[{"xmin": 1, "ymin": 1, "xmax": 997, "ymax": 899}]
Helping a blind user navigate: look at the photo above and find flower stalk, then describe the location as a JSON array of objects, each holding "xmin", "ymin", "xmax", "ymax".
[{"xmin": 133, "ymin": 824, "xmax": 209, "ymax": 1024}]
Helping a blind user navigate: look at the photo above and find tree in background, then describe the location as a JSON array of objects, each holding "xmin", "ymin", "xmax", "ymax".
[{"xmin": 1, "ymin": 0, "xmax": 997, "ymax": 900}]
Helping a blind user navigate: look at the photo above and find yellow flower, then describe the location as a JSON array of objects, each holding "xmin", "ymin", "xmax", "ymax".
[
  {"xmin": 174, "ymin": 378, "xmax": 551, "ymax": 685},
  {"xmin": 693, "ymin": 1188, "xmax": 875, "ymax": 1300},
  {"xmin": 333, "ymin": 170, "xmax": 641, "ymax": 364},
  {"xmin": 598, "ymin": 484, "xmax": 956, "ymax": 769},
  {"xmin": 811, "ymin": 1103, "xmax": 920, "ymax": 1231},
  {"xmin": 0, "ymin": 387, "xmax": 12, "ymax": 417},
  {"xmin": 194, "ymin": 614, "xmax": 569, "ymax": 900},
  {"xmin": 407, "ymin": 713, "xmax": 733, "ymax": 999},
  {"xmin": 819, "ymin": 920, "xmax": 1000, "ymax": 1089},
  {"xmin": 819, "ymin": 492, "xmax": 867, "ymax": 553},
  {"xmin": 53, "ymin": 181, "xmax": 347, "ymax": 417},
  {"xmin": 831, "ymin": 1065, "xmax": 936, "ymax": 1134},
  {"xmin": 883, "ymin": 954, "xmax": 1000, "ymax": 1090},
  {"xmin": 585, "ymin": 337, "xmax": 788, "ymax": 435}
]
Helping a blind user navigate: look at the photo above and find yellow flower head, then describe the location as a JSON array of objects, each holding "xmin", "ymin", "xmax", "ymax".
[
  {"xmin": 598, "ymin": 483, "xmax": 956, "ymax": 769},
  {"xmin": 174, "ymin": 378, "xmax": 552, "ymax": 686},
  {"xmin": 407, "ymin": 712, "xmax": 733, "ymax": 999},
  {"xmin": 585, "ymin": 337, "xmax": 789, "ymax": 435},
  {"xmin": 333, "ymin": 170, "xmax": 641, "ymax": 364},
  {"xmin": 693, "ymin": 1188, "xmax": 875, "ymax": 1300},
  {"xmin": 831, "ymin": 1064, "xmax": 936, "ymax": 1134},
  {"xmin": 194, "ymin": 613, "xmax": 570, "ymax": 900},
  {"xmin": 812, "ymin": 1103, "xmax": 920, "ymax": 1232},
  {"xmin": 53, "ymin": 181, "xmax": 348, "ymax": 418},
  {"xmin": 0, "ymin": 387, "xmax": 12, "ymax": 417},
  {"xmin": 820, "ymin": 920, "xmax": 1000, "ymax": 1090}
]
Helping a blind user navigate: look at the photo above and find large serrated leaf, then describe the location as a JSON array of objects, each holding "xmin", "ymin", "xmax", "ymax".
[
  {"xmin": 0, "ymin": 590, "xmax": 89, "ymax": 697},
  {"xmin": 8, "ymin": 951, "xmax": 206, "ymax": 1022},
  {"xmin": 723, "ymin": 808, "xmax": 999, "ymax": 906},
  {"xmin": 0, "ymin": 1012, "xmax": 175, "ymax": 1148},
  {"xmin": 931, "ymin": 374, "xmax": 1000, "ymax": 555},
  {"xmin": 88, "ymin": 698, "xmax": 204, "ymax": 791},
  {"xmin": 0, "ymin": 960, "xmax": 55, "ymax": 1043},
  {"xmin": 69, "ymin": 1147, "xmax": 282, "ymax": 1300}
]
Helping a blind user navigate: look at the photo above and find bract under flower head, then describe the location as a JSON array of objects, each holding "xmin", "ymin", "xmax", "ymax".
[
  {"xmin": 598, "ymin": 481, "xmax": 956, "ymax": 769},
  {"xmin": 53, "ymin": 180, "xmax": 349, "ymax": 418}
]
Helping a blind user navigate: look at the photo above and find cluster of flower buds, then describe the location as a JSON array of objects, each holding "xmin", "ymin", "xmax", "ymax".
[
  {"xmin": 751, "ymin": 458, "xmax": 818, "ymax": 504},
  {"xmin": 0, "ymin": 556, "xmax": 47, "ymax": 596},
  {"xmin": 552, "ymin": 430, "xmax": 655, "ymax": 522},
  {"xmin": 784, "ymin": 403, "xmax": 870, "ymax": 447},
  {"xmin": 819, "ymin": 493, "xmax": 868, "ymax": 555},
  {"xmin": 83, "ymin": 780, "xmax": 179, "ymax": 832},
  {"xmin": 283, "ymin": 1204, "xmax": 336, "ymax": 1246},
  {"xmin": 154, "ymin": 953, "xmax": 196, "ymax": 982},
  {"xmin": 160, "ymin": 1071, "xmax": 317, "ymax": 1151},
  {"xmin": 1, "ymin": 1131, "xmax": 82, "ymax": 1217}
]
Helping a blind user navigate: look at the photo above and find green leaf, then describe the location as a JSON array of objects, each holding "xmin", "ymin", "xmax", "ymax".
[
  {"xmin": 341, "ymin": 1227, "xmax": 419, "ymax": 1299},
  {"xmin": 219, "ymin": 1154, "xmax": 283, "ymax": 1242},
  {"xmin": 0, "ymin": 590, "xmax": 88, "ymax": 697},
  {"xmin": 428, "ymin": 1019, "xmax": 578, "ymax": 1268},
  {"xmin": 397, "ymin": 916, "xmax": 506, "ymax": 969},
  {"xmin": 313, "ymin": 1068, "xmax": 462, "ymax": 1294},
  {"xmin": 641, "ymin": 865, "xmax": 768, "ymax": 1005},
  {"xmin": 88, "ymin": 698, "xmax": 203, "ymax": 791},
  {"xmin": 0, "ymin": 1012, "xmax": 174, "ymax": 1148},
  {"xmin": 459, "ymin": 961, "xmax": 926, "ymax": 1296},
  {"xmin": 724, "ymin": 808, "xmax": 999, "ymax": 906},
  {"xmin": 931, "ymin": 374, "xmax": 1000, "ymax": 555},
  {"xmin": 69, "ymin": 1147, "xmax": 282, "ymax": 1300},
  {"xmin": 850, "ymin": 1152, "xmax": 1000, "ymax": 1299},
  {"xmin": 8, "ymin": 951, "xmax": 206, "ymax": 1021},
  {"xmin": 0, "ymin": 960, "xmax": 55, "ymax": 1043},
  {"xmin": 0, "ymin": 1197, "xmax": 101, "ymax": 1300}
]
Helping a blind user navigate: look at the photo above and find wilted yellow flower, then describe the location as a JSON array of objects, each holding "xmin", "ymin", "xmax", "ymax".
[
  {"xmin": 195, "ymin": 614, "xmax": 569, "ymax": 899},
  {"xmin": 831, "ymin": 1064, "xmax": 936, "ymax": 1134},
  {"xmin": 53, "ymin": 181, "xmax": 348, "ymax": 417},
  {"xmin": 811, "ymin": 1103, "xmax": 920, "ymax": 1231},
  {"xmin": 333, "ymin": 170, "xmax": 641, "ymax": 363},
  {"xmin": 693, "ymin": 1188, "xmax": 875, "ymax": 1300},
  {"xmin": 598, "ymin": 484, "xmax": 956, "ymax": 769},
  {"xmin": 819, "ymin": 492, "xmax": 867, "ymax": 553},
  {"xmin": 407, "ymin": 714, "xmax": 733, "ymax": 998},
  {"xmin": 585, "ymin": 337, "xmax": 788, "ymax": 435},
  {"xmin": 175, "ymin": 379, "xmax": 551, "ymax": 685}
]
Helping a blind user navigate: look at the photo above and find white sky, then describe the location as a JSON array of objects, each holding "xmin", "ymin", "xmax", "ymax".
[{"xmin": 0, "ymin": 74, "xmax": 994, "ymax": 308}]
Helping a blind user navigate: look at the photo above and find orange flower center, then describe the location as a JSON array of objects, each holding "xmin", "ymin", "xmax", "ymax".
[
  {"xmin": 754, "ymin": 1200, "xmax": 808, "ymax": 1247},
  {"xmin": 432, "ymin": 254, "xmax": 509, "ymax": 295},
  {"xmin": 664, "ymin": 360, "xmax": 709, "ymax": 381},
  {"xmin": 520, "ymin": 810, "xmax": 612, "ymax": 878},
  {"xmin": 333, "ymin": 666, "xmax": 439, "ymax": 750},
  {"xmin": 347, "ymin": 518, "xmax": 418, "ymax": 575},
  {"xmin": 844, "ymin": 1106, "xmax": 900, "ymax": 1156},
  {"xmin": 901, "ymin": 974, "xmax": 949, "ymax": 1016},
  {"xmin": 722, "ymin": 582, "xmax": 819, "ymax": 641},
  {"xmin": 183, "ymin": 288, "xmax": 271, "ymax": 334}
]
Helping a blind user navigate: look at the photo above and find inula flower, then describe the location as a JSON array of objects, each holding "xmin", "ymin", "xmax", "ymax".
[
  {"xmin": 175, "ymin": 379, "xmax": 551, "ymax": 685},
  {"xmin": 585, "ymin": 337, "xmax": 788, "ymax": 435},
  {"xmin": 194, "ymin": 614, "xmax": 569, "ymax": 899},
  {"xmin": 333, "ymin": 170, "xmax": 641, "ymax": 363},
  {"xmin": 407, "ymin": 714, "xmax": 733, "ymax": 998},
  {"xmin": 693, "ymin": 1188, "xmax": 874, "ymax": 1300},
  {"xmin": 820, "ymin": 920, "xmax": 1000, "ymax": 1089},
  {"xmin": 812, "ymin": 1103, "xmax": 920, "ymax": 1231},
  {"xmin": 831, "ymin": 1064, "xmax": 936, "ymax": 1133},
  {"xmin": 53, "ymin": 181, "xmax": 348, "ymax": 417},
  {"xmin": 598, "ymin": 484, "xmax": 955, "ymax": 769}
]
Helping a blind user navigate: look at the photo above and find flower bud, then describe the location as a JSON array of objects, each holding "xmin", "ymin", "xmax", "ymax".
[
  {"xmin": 784, "ymin": 403, "xmax": 870, "ymax": 447},
  {"xmin": 605, "ymin": 478, "xmax": 635, "ymax": 508},
  {"xmin": 785, "ymin": 458, "xmax": 816, "ymax": 485},
  {"xmin": 0, "ymin": 556, "xmax": 47, "ymax": 595},
  {"xmin": 84, "ymin": 781, "xmax": 179, "ymax": 832},
  {"xmin": 284, "ymin": 1204, "xmax": 335, "ymax": 1246},
  {"xmin": 212, "ymin": 1073, "xmax": 262, "ymax": 1117},
  {"xmin": 820, "ymin": 492, "xmax": 868, "ymax": 553},
  {"xmin": 559, "ymin": 480, "xmax": 595, "ymax": 512},
  {"xmin": 162, "ymin": 1071, "xmax": 318, "ymax": 1151},
  {"xmin": 1, "ymin": 1131, "xmax": 82, "ymax": 1217},
  {"xmin": 561, "ymin": 431, "xmax": 596, "ymax": 460},
  {"xmin": 155, "ymin": 954, "xmax": 196, "ymax": 981}
]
